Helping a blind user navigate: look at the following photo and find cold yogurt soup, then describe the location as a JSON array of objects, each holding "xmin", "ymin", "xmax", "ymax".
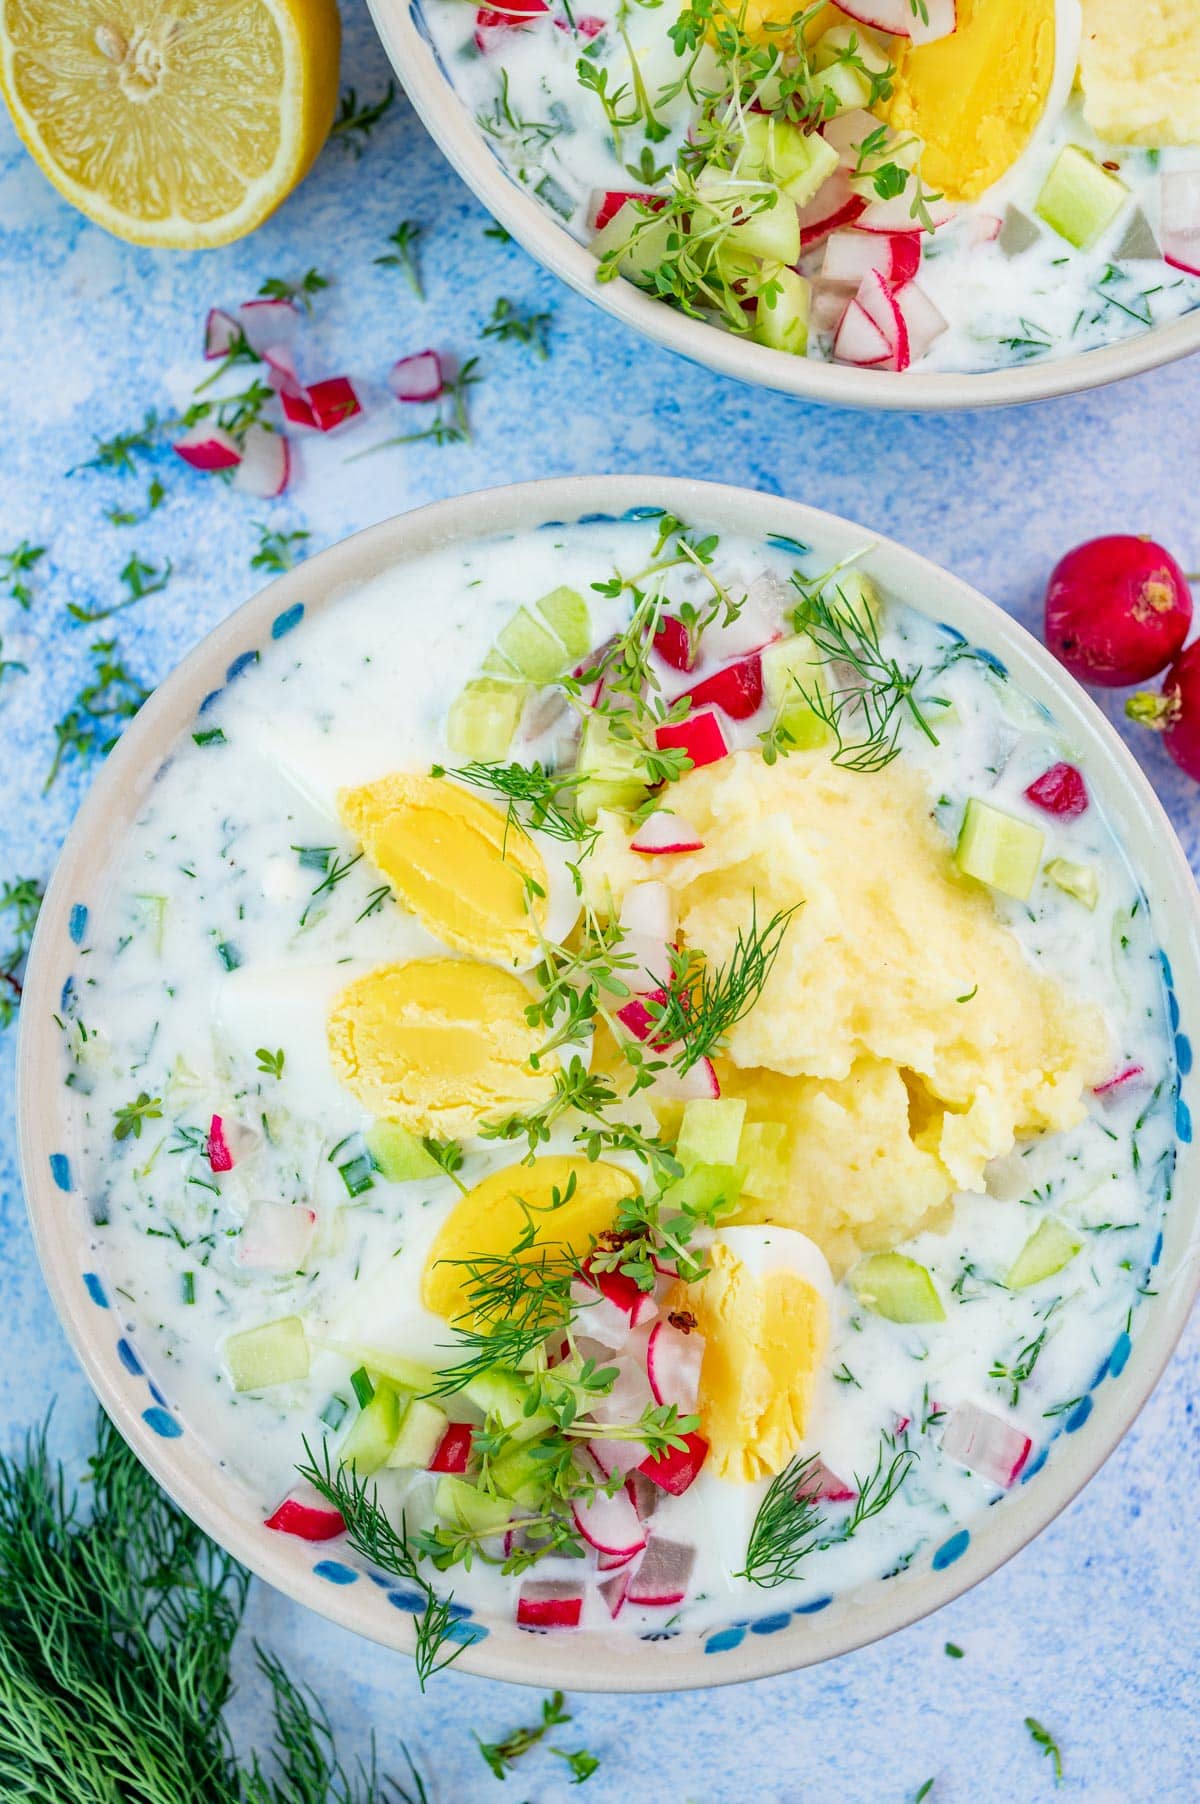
[
  {"xmin": 421, "ymin": 0, "xmax": 1200, "ymax": 373},
  {"xmin": 64, "ymin": 508, "xmax": 1177, "ymax": 1656}
]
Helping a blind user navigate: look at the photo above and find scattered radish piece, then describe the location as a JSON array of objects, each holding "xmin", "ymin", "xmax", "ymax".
[
  {"xmin": 580, "ymin": 1257, "xmax": 657, "ymax": 1327},
  {"xmin": 798, "ymin": 168, "xmax": 867, "ymax": 249},
  {"xmin": 204, "ymin": 307, "xmax": 241, "ymax": 360},
  {"xmin": 855, "ymin": 268, "xmax": 911, "ymax": 372},
  {"xmin": 637, "ymin": 1431, "xmax": 709, "ymax": 1496},
  {"xmin": 615, "ymin": 986, "xmax": 671, "ymax": 1045},
  {"xmin": 207, "ymin": 1114, "xmax": 234, "ymax": 1172},
  {"xmin": 811, "ymin": 285, "xmax": 850, "ymax": 336},
  {"xmin": 907, "ymin": 0, "xmax": 956, "ymax": 44},
  {"xmin": 646, "ymin": 1319, "xmax": 704, "ymax": 1415},
  {"xmin": 572, "ymin": 1480, "xmax": 647, "ymax": 1558},
  {"xmin": 594, "ymin": 189, "xmax": 662, "ymax": 231},
  {"xmin": 238, "ymin": 297, "xmax": 300, "ymax": 354},
  {"xmin": 236, "ymin": 1199, "xmax": 317, "ymax": 1271},
  {"xmin": 428, "ymin": 1423, "xmax": 474, "ymax": 1474},
  {"xmin": 232, "ymin": 424, "xmax": 290, "ymax": 498},
  {"xmin": 1023, "ymin": 762, "xmax": 1089, "ymax": 820},
  {"xmin": 261, "ymin": 342, "xmax": 305, "ymax": 398},
  {"xmin": 625, "ymin": 1536, "xmax": 695, "ymax": 1605},
  {"xmin": 389, "ymin": 349, "xmax": 444, "ymax": 403},
  {"xmin": 475, "ymin": 0, "xmax": 549, "ymax": 50},
  {"xmin": 1044, "ymin": 535, "xmax": 1192, "ymax": 687},
  {"xmin": 835, "ymin": 0, "xmax": 916, "ymax": 30},
  {"xmin": 629, "ymin": 813, "xmax": 705, "ymax": 855},
  {"xmin": 797, "ymin": 1459, "xmax": 857, "ymax": 1503},
  {"xmin": 681, "ymin": 652, "xmax": 764, "ymax": 720},
  {"xmin": 173, "ymin": 425, "xmax": 242, "ymax": 473},
  {"xmin": 306, "ymin": 376, "xmax": 363, "ymax": 433},
  {"xmin": 655, "ymin": 710, "xmax": 730, "ymax": 770},
  {"xmin": 832, "ymin": 299, "xmax": 891, "ymax": 367},
  {"xmin": 265, "ymin": 1481, "xmax": 345, "ymax": 1541},
  {"xmin": 969, "ymin": 212, "xmax": 1003, "ymax": 247},
  {"xmin": 646, "ymin": 1053, "xmax": 720, "ymax": 1103},
  {"xmin": 822, "ymin": 230, "xmax": 919, "ymax": 290},
  {"xmin": 516, "ymin": 1582, "xmax": 583, "ymax": 1629},
  {"xmin": 570, "ymin": 1278, "xmax": 637, "ymax": 1348},
  {"xmin": 893, "ymin": 279, "xmax": 948, "ymax": 362},
  {"xmin": 599, "ymin": 1562, "xmax": 636, "ymax": 1617},
  {"xmin": 854, "ymin": 192, "xmax": 954, "ymax": 233},
  {"xmin": 653, "ymin": 613, "xmax": 695, "ymax": 671},
  {"xmin": 940, "ymin": 1402, "xmax": 1032, "ymax": 1488},
  {"xmin": 1093, "ymin": 1064, "xmax": 1145, "ymax": 1096},
  {"xmin": 1161, "ymin": 170, "xmax": 1200, "ymax": 277},
  {"xmin": 281, "ymin": 387, "xmax": 317, "ymax": 430}
]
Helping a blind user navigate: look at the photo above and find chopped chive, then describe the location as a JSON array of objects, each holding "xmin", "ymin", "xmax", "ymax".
[
  {"xmin": 215, "ymin": 940, "xmax": 241, "ymax": 972},
  {"xmin": 338, "ymin": 1153, "xmax": 375, "ymax": 1198},
  {"xmin": 350, "ymin": 1366, "xmax": 375, "ymax": 1409},
  {"xmin": 293, "ymin": 844, "xmax": 334, "ymax": 872},
  {"xmin": 192, "ymin": 727, "xmax": 226, "ymax": 748},
  {"xmin": 320, "ymin": 1394, "xmax": 349, "ymax": 1431},
  {"xmin": 944, "ymin": 1641, "xmax": 963, "ymax": 1659},
  {"xmin": 181, "ymin": 1271, "xmax": 195, "ymax": 1305}
]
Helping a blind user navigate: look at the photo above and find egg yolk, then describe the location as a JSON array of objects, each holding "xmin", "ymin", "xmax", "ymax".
[
  {"xmin": 670, "ymin": 1241, "xmax": 830, "ymax": 1483},
  {"xmin": 338, "ymin": 772, "xmax": 548, "ymax": 967},
  {"xmin": 422, "ymin": 1154, "xmax": 637, "ymax": 1320},
  {"xmin": 327, "ymin": 958, "xmax": 554, "ymax": 1138}
]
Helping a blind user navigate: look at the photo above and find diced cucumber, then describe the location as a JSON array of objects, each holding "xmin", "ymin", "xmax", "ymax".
[
  {"xmin": 446, "ymin": 678, "xmax": 527, "ymax": 762},
  {"xmin": 1035, "ymin": 145, "xmax": 1128, "ymax": 249},
  {"xmin": 754, "ymin": 268, "xmax": 811, "ymax": 358},
  {"xmin": 739, "ymin": 113, "xmax": 840, "ymax": 205},
  {"xmin": 387, "ymin": 1396, "xmax": 449, "ymax": 1469},
  {"xmin": 490, "ymin": 1444, "xmax": 548, "ymax": 1510},
  {"xmin": 340, "ymin": 1380, "xmax": 403, "ymax": 1475},
  {"xmin": 224, "ymin": 1315, "xmax": 309, "ymax": 1392},
  {"xmin": 955, "ymin": 799, "xmax": 1044, "ymax": 901},
  {"xmin": 590, "ymin": 208, "xmax": 675, "ymax": 284},
  {"xmin": 850, "ymin": 1253, "xmax": 946, "ymax": 1324},
  {"xmin": 495, "ymin": 606, "xmax": 569, "ymax": 685},
  {"xmin": 434, "ymin": 1475, "xmax": 513, "ymax": 1537},
  {"xmin": 365, "ymin": 1120, "xmax": 443, "ymax": 1183},
  {"xmin": 577, "ymin": 716, "xmax": 649, "ymax": 821},
  {"xmin": 135, "ymin": 893, "xmax": 168, "ymax": 956},
  {"xmin": 675, "ymin": 1098, "xmax": 747, "ymax": 1170},
  {"xmin": 737, "ymin": 1120, "xmax": 790, "ymax": 1203},
  {"xmin": 826, "ymin": 568, "xmax": 882, "ymax": 627},
  {"xmin": 817, "ymin": 59, "xmax": 873, "ymax": 115},
  {"xmin": 761, "ymin": 632, "xmax": 831, "ymax": 749},
  {"xmin": 726, "ymin": 187, "xmax": 801, "ymax": 266},
  {"xmin": 660, "ymin": 1160, "xmax": 746, "ymax": 1219},
  {"xmin": 812, "ymin": 22, "xmax": 892, "ymax": 76},
  {"xmin": 536, "ymin": 586, "xmax": 590, "ymax": 660},
  {"xmin": 1045, "ymin": 857, "xmax": 1100, "ymax": 911},
  {"xmin": 1006, "ymin": 1217, "xmax": 1082, "ymax": 1290},
  {"xmin": 482, "ymin": 645, "xmax": 520, "ymax": 678},
  {"xmin": 463, "ymin": 1369, "xmax": 554, "ymax": 1444},
  {"xmin": 324, "ymin": 1340, "xmax": 437, "ymax": 1394}
]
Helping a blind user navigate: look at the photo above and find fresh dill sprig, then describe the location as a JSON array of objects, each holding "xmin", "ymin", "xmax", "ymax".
[
  {"xmin": 45, "ymin": 636, "xmax": 149, "ymax": 791},
  {"xmin": 251, "ymin": 525, "xmax": 311, "ymax": 574},
  {"xmin": 433, "ymin": 759, "xmax": 598, "ymax": 849},
  {"xmin": 296, "ymin": 1437, "xmax": 469, "ymax": 1690},
  {"xmin": 647, "ymin": 899, "xmax": 797, "ymax": 1071},
  {"xmin": 1, "ymin": 539, "xmax": 45, "ymax": 610},
  {"xmin": 67, "ymin": 551, "xmax": 172, "ymax": 624},
  {"xmin": 481, "ymin": 296, "xmax": 553, "ymax": 359},
  {"xmin": 1024, "ymin": 1716, "xmax": 1064, "ymax": 1785},
  {"xmin": 790, "ymin": 577, "xmax": 939, "ymax": 772},
  {"xmin": 375, "ymin": 221, "xmax": 424, "ymax": 298},
  {"xmin": 299, "ymin": 849, "xmax": 364, "ymax": 926},
  {"xmin": 0, "ymin": 876, "xmax": 43, "ymax": 1030},
  {"xmin": 258, "ymin": 269, "xmax": 328, "ymax": 312},
  {"xmin": 989, "ymin": 1310, "xmax": 1057, "ymax": 1407},
  {"xmin": 431, "ymin": 1240, "xmax": 580, "ymax": 1393},
  {"xmin": 329, "ymin": 82, "xmax": 398, "ymax": 156},
  {"xmin": 476, "ymin": 1691, "xmax": 572, "ymax": 1780},
  {"xmin": 740, "ymin": 1441, "xmax": 916, "ymax": 1586}
]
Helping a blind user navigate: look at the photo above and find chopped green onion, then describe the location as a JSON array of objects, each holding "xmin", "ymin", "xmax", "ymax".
[{"xmin": 350, "ymin": 1366, "xmax": 375, "ymax": 1409}]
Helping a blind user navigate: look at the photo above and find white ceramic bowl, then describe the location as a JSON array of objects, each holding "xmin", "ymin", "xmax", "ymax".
[
  {"xmin": 17, "ymin": 475, "xmax": 1200, "ymax": 1691},
  {"xmin": 366, "ymin": 0, "xmax": 1200, "ymax": 412}
]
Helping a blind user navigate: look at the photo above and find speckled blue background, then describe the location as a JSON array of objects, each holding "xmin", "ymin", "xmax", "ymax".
[{"xmin": 1, "ymin": 5, "xmax": 1199, "ymax": 1799}]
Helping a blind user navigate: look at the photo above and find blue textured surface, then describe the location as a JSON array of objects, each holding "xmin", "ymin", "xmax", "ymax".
[{"xmin": 1, "ymin": 7, "xmax": 1199, "ymax": 1800}]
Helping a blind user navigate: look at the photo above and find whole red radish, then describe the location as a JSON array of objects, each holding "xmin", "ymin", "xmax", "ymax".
[
  {"xmin": 1044, "ymin": 535, "xmax": 1192, "ymax": 687},
  {"xmin": 1127, "ymin": 641, "xmax": 1200, "ymax": 781}
]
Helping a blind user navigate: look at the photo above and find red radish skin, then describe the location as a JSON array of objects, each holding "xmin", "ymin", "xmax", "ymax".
[
  {"xmin": 653, "ymin": 613, "xmax": 695, "ymax": 671},
  {"xmin": 207, "ymin": 1115, "xmax": 234, "ymax": 1173},
  {"xmin": 475, "ymin": 0, "xmax": 548, "ymax": 48},
  {"xmin": 173, "ymin": 426, "xmax": 242, "ymax": 472},
  {"xmin": 571, "ymin": 1484, "xmax": 647, "ymax": 1558},
  {"xmin": 428, "ymin": 1423, "xmax": 474, "ymax": 1474},
  {"xmin": 637, "ymin": 1431, "xmax": 709, "ymax": 1496},
  {"xmin": 624, "ymin": 1536, "xmax": 695, "ymax": 1605},
  {"xmin": 389, "ymin": 350, "xmax": 443, "ymax": 402},
  {"xmin": 305, "ymin": 377, "xmax": 362, "ymax": 432},
  {"xmin": 940, "ymin": 1402, "xmax": 1032, "ymax": 1488},
  {"xmin": 1023, "ymin": 762, "xmax": 1089, "ymax": 820},
  {"xmin": 264, "ymin": 1490, "xmax": 346, "ymax": 1541},
  {"xmin": 204, "ymin": 307, "xmax": 241, "ymax": 359},
  {"xmin": 595, "ymin": 190, "xmax": 662, "ymax": 231},
  {"xmin": 833, "ymin": 299, "xmax": 891, "ymax": 366},
  {"xmin": 681, "ymin": 652, "xmax": 763, "ymax": 720},
  {"xmin": 1045, "ymin": 536, "xmax": 1193, "ymax": 687},
  {"xmin": 798, "ymin": 167, "xmax": 868, "ymax": 248},
  {"xmin": 1093, "ymin": 1064, "xmax": 1145, "ymax": 1096},
  {"xmin": 646, "ymin": 1052, "xmax": 720, "ymax": 1103},
  {"xmin": 1127, "ymin": 639, "xmax": 1200, "ymax": 782},
  {"xmin": 797, "ymin": 1459, "xmax": 856, "ymax": 1503},
  {"xmin": 615, "ymin": 987, "xmax": 670, "ymax": 1044},
  {"xmin": 655, "ymin": 710, "xmax": 730, "ymax": 769},
  {"xmin": 517, "ymin": 1585, "xmax": 583, "ymax": 1629},
  {"xmin": 855, "ymin": 268, "xmax": 910, "ymax": 372},
  {"xmin": 1161, "ymin": 171, "xmax": 1200, "ymax": 277},
  {"xmin": 629, "ymin": 813, "xmax": 705, "ymax": 854},
  {"xmin": 645, "ymin": 1319, "xmax": 704, "ymax": 1414}
]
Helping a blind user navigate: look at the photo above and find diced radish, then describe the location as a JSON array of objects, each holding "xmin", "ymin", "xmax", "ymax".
[
  {"xmin": 306, "ymin": 376, "xmax": 363, "ymax": 432},
  {"xmin": 238, "ymin": 297, "xmax": 300, "ymax": 354},
  {"xmin": 570, "ymin": 1277, "xmax": 636, "ymax": 1348},
  {"xmin": 589, "ymin": 1435, "xmax": 647, "ymax": 1478},
  {"xmin": 1093, "ymin": 1064, "xmax": 1145, "ymax": 1096},
  {"xmin": 855, "ymin": 192, "xmax": 954, "ymax": 233},
  {"xmin": 429, "ymin": 1423, "xmax": 473, "ymax": 1473},
  {"xmin": 681, "ymin": 652, "xmax": 764, "ymax": 720},
  {"xmin": 517, "ymin": 1582, "xmax": 583, "ymax": 1629},
  {"xmin": 281, "ymin": 387, "xmax": 317, "ymax": 430},
  {"xmin": 907, "ymin": 0, "xmax": 955, "ymax": 44},
  {"xmin": 1045, "ymin": 535, "xmax": 1193, "ymax": 688},
  {"xmin": 594, "ymin": 190, "xmax": 662, "ymax": 232},
  {"xmin": 835, "ymin": 0, "xmax": 916, "ymax": 31},
  {"xmin": 1024, "ymin": 762, "xmax": 1089, "ymax": 820},
  {"xmin": 811, "ymin": 285, "xmax": 850, "ymax": 335},
  {"xmin": 821, "ymin": 111, "xmax": 880, "ymax": 167},
  {"xmin": 655, "ymin": 710, "xmax": 730, "ymax": 770},
  {"xmin": 797, "ymin": 1459, "xmax": 856, "ymax": 1503},
  {"xmin": 637, "ymin": 1431, "xmax": 709, "ymax": 1496},
  {"xmin": 833, "ymin": 298, "xmax": 891, "ymax": 367},
  {"xmin": 615, "ymin": 986, "xmax": 673, "ymax": 1046},
  {"xmin": 572, "ymin": 1479, "xmax": 647, "ymax": 1558},
  {"xmin": 265, "ymin": 1480, "xmax": 345, "ymax": 1541},
  {"xmin": 712, "ymin": 595, "xmax": 780, "ymax": 662},
  {"xmin": 204, "ymin": 307, "xmax": 241, "ymax": 359},
  {"xmin": 798, "ymin": 168, "xmax": 867, "ymax": 249},
  {"xmin": 621, "ymin": 930, "xmax": 674, "ymax": 993},
  {"xmin": 262, "ymin": 342, "xmax": 305, "ymax": 398},
  {"xmin": 627, "ymin": 1469, "xmax": 660, "ymax": 1520},
  {"xmin": 475, "ymin": 0, "xmax": 548, "ymax": 50},
  {"xmin": 237, "ymin": 1199, "xmax": 317, "ymax": 1271},
  {"xmin": 389, "ymin": 349, "xmax": 444, "ymax": 403},
  {"xmin": 823, "ymin": 231, "xmax": 919, "ymax": 290},
  {"xmin": 889, "ymin": 234, "xmax": 922, "ymax": 286},
  {"xmin": 625, "ymin": 1536, "xmax": 695, "ymax": 1605},
  {"xmin": 599, "ymin": 1562, "xmax": 636, "ymax": 1617},
  {"xmin": 1161, "ymin": 170, "xmax": 1200, "ymax": 277},
  {"xmin": 207, "ymin": 1114, "xmax": 234, "ymax": 1172},
  {"xmin": 570, "ymin": 13, "xmax": 606, "ymax": 36},
  {"xmin": 173, "ymin": 425, "xmax": 242, "ymax": 472},
  {"xmin": 646, "ymin": 1319, "xmax": 704, "ymax": 1414},
  {"xmin": 892, "ymin": 280, "xmax": 948, "ymax": 363},
  {"xmin": 630, "ymin": 813, "xmax": 705, "ymax": 855},
  {"xmin": 940, "ymin": 1401, "xmax": 1032, "ymax": 1488},
  {"xmin": 969, "ymin": 212, "xmax": 1003, "ymax": 247},
  {"xmin": 232, "ymin": 424, "xmax": 290, "ymax": 498},
  {"xmin": 619, "ymin": 880, "xmax": 676, "ymax": 943},
  {"xmin": 646, "ymin": 1053, "xmax": 720, "ymax": 1103},
  {"xmin": 653, "ymin": 613, "xmax": 695, "ymax": 671},
  {"xmin": 856, "ymin": 268, "xmax": 910, "ymax": 372},
  {"xmin": 581, "ymin": 1257, "xmax": 658, "ymax": 1327}
]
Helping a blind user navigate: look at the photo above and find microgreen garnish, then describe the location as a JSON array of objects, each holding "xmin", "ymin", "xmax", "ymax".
[
  {"xmin": 740, "ymin": 1440, "xmax": 916, "ymax": 1587},
  {"xmin": 1024, "ymin": 1716, "xmax": 1064, "ymax": 1784},
  {"xmin": 1, "ymin": 540, "xmax": 45, "ymax": 611},
  {"xmin": 433, "ymin": 760, "xmax": 598, "ymax": 848},
  {"xmin": 296, "ymin": 1438, "xmax": 468, "ymax": 1689},
  {"xmin": 375, "ymin": 221, "xmax": 424, "ymax": 299},
  {"xmin": 0, "ymin": 638, "xmax": 27, "ymax": 693},
  {"xmin": 555, "ymin": 1748, "xmax": 601, "ymax": 1785},
  {"xmin": 258, "ymin": 269, "xmax": 328, "ymax": 312},
  {"xmin": 484, "ymin": 221, "xmax": 513, "ymax": 244},
  {"xmin": 482, "ymin": 296, "xmax": 553, "ymax": 359},
  {"xmin": 67, "ymin": 552, "xmax": 172, "ymax": 624},
  {"xmin": 476, "ymin": 1691, "xmax": 572, "ymax": 1780},
  {"xmin": 789, "ymin": 574, "xmax": 939, "ymax": 772},
  {"xmin": 251, "ymin": 526, "xmax": 311, "ymax": 574},
  {"xmin": 73, "ymin": 410, "xmax": 164, "ymax": 477},
  {"xmin": 106, "ymin": 477, "xmax": 167, "ymax": 527},
  {"xmin": 0, "ymin": 878, "xmax": 43, "ymax": 1030},
  {"xmin": 329, "ymin": 83, "xmax": 397, "ymax": 156},
  {"xmin": 45, "ymin": 637, "xmax": 149, "ymax": 790},
  {"xmin": 113, "ymin": 1091, "xmax": 163, "ymax": 1141},
  {"xmin": 481, "ymin": 1055, "xmax": 622, "ymax": 1159},
  {"xmin": 421, "ymin": 1136, "xmax": 469, "ymax": 1193},
  {"xmin": 355, "ymin": 359, "xmax": 481, "ymax": 454},
  {"xmin": 255, "ymin": 1047, "xmax": 285, "ymax": 1080}
]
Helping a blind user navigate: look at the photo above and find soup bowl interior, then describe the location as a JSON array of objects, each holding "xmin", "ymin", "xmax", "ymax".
[
  {"xmin": 17, "ymin": 474, "xmax": 1200, "ymax": 1691},
  {"xmin": 365, "ymin": 0, "xmax": 1200, "ymax": 413}
]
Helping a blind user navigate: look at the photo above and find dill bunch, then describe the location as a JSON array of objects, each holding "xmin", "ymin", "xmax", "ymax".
[{"xmin": 0, "ymin": 1411, "xmax": 425, "ymax": 1802}]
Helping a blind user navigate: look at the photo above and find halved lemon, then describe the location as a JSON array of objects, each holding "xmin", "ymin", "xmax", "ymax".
[{"xmin": 0, "ymin": 0, "xmax": 341, "ymax": 248}]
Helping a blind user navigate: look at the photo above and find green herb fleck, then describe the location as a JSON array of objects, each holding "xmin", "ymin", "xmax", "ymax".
[
  {"xmin": 256, "ymin": 1047, "xmax": 286, "ymax": 1080},
  {"xmin": 250, "ymin": 525, "xmax": 311, "ymax": 574},
  {"xmin": 329, "ymin": 83, "xmax": 397, "ymax": 156},
  {"xmin": 113, "ymin": 1092, "xmax": 163, "ymax": 1141},
  {"xmin": 375, "ymin": 220, "xmax": 424, "ymax": 298},
  {"xmin": 1024, "ymin": 1717, "xmax": 1064, "ymax": 1784},
  {"xmin": 482, "ymin": 296, "xmax": 553, "ymax": 359},
  {"xmin": 1, "ymin": 541, "xmax": 45, "ymax": 611}
]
